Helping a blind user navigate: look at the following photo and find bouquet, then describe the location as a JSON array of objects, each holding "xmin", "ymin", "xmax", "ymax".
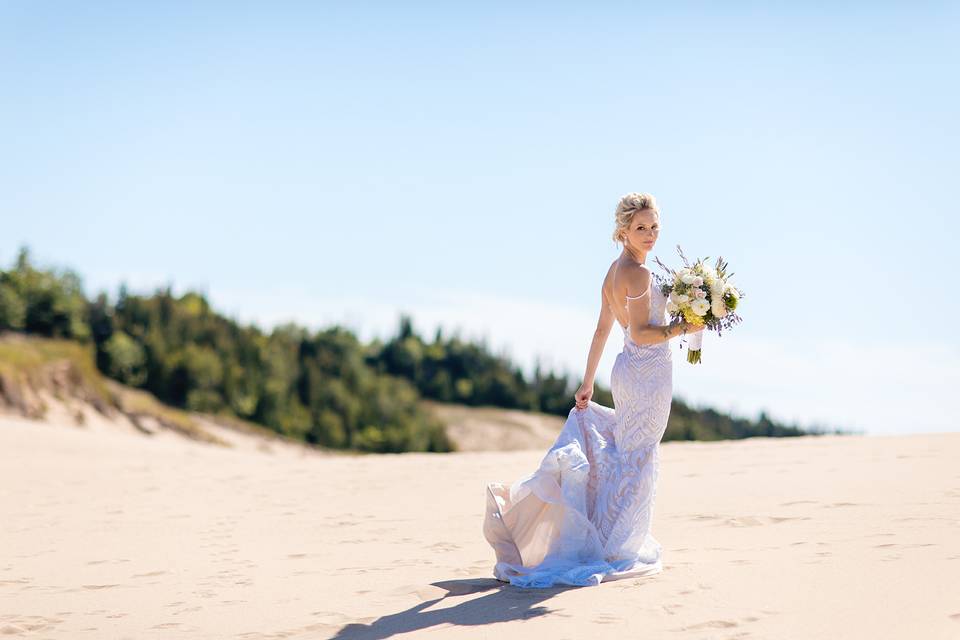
[{"xmin": 653, "ymin": 245, "xmax": 745, "ymax": 364}]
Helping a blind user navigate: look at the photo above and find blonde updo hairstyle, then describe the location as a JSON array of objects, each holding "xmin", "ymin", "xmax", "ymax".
[{"xmin": 612, "ymin": 192, "xmax": 660, "ymax": 245}]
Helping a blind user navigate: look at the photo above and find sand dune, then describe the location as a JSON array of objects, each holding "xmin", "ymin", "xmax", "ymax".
[{"xmin": 1, "ymin": 410, "xmax": 958, "ymax": 639}]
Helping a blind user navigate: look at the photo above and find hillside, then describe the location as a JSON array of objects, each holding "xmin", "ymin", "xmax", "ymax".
[
  {"xmin": 0, "ymin": 332, "xmax": 561, "ymax": 454},
  {"xmin": 0, "ymin": 332, "xmax": 346, "ymax": 456}
]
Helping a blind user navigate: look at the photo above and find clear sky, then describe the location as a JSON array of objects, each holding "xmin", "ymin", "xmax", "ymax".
[{"xmin": 2, "ymin": 2, "xmax": 957, "ymax": 436}]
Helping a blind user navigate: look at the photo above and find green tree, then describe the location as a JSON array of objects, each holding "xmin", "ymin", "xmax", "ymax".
[{"xmin": 102, "ymin": 331, "xmax": 148, "ymax": 386}]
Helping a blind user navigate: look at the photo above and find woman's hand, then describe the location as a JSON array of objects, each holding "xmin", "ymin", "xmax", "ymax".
[
  {"xmin": 574, "ymin": 382, "xmax": 593, "ymax": 411},
  {"xmin": 683, "ymin": 321, "xmax": 706, "ymax": 333}
]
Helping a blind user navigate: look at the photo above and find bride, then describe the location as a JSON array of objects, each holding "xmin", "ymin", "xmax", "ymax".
[{"xmin": 482, "ymin": 192, "xmax": 703, "ymax": 588}]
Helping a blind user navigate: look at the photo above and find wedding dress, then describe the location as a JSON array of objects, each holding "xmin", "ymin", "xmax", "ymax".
[{"xmin": 482, "ymin": 276, "xmax": 673, "ymax": 587}]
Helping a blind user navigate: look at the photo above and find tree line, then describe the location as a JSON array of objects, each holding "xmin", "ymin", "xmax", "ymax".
[{"xmin": 0, "ymin": 246, "xmax": 817, "ymax": 452}]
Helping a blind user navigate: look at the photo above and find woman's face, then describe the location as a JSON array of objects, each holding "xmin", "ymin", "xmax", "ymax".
[{"xmin": 624, "ymin": 209, "xmax": 660, "ymax": 250}]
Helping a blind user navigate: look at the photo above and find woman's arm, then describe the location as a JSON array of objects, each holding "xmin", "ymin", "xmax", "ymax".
[
  {"xmin": 581, "ymin": 288, "xmax": 615, "ymax": 387},
  {"xmin": 629, "ymin": 320, "xmax": 690, "ymax": 345}
]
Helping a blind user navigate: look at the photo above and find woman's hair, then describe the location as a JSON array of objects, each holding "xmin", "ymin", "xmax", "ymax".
[{"xmin": 612, "ymin": 192, "xmax": 660, "ymax": 244}]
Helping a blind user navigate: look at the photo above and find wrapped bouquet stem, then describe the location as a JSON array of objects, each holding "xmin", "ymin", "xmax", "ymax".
[
  {"xmin": 654, "ymin": 245, "xmax": 745, "ymax": 365},
  {"xmin": 684, "ymin": 328, "xmax": 704, "ymax": 364}
]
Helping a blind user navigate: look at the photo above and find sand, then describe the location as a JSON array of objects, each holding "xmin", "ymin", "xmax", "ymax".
[{"xmin": 2, "ymin": 410, "xmax": 958, "ymax": 639}]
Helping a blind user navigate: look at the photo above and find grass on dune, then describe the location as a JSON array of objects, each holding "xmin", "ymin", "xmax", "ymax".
[{"xmin": 0, "ymin": 332, "xmax": 228, "ymax": 446}]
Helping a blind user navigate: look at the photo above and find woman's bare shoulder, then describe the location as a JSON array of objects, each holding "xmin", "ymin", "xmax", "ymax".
[
  {"xmin": 602, "ymin": 259, "xmax": 619, "ymax": 287},
  {"xmin": 620, "ymin": 262, "xmax": 651, "ymax": 296}
]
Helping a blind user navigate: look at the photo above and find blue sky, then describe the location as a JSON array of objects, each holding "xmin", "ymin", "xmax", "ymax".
[{"xmin": 2, "ymin": 2, "xmax": 957, "ymax": 436}]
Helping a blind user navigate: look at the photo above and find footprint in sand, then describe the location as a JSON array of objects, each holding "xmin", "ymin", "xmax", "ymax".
[
  {"xmin": 0, "ymin": 578, "xmax": 30, "ymax": 586},
  {"xmin": 172, "ymin": 605, "xmax": 203, "ymax": 615},
  {"xmin": 0, "ymin": 615, "xmax": 64, "ymax": 634},
  {"xmin": 592, "ymin": 614, "xmax": 622, "ymax": 624},
  {"xmin": 132, "ymin": 571, "xmax": 167, "ymax": 578},
  {"xmin": 673, "ymin": 619, "xmax": 738, "ymax": 631},
  {"xmin": 768, "ymin": 516, "xmax": 812, "ymax": 524},
  {"xmin": 81, "ymin": 584, "xmax": 120, "ymax": 590},
  {"xmin": 151, "ymin": 622, "xmax": 181, "ymax": 629}
]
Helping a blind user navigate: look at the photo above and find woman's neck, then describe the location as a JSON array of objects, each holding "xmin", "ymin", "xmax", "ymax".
[{"xmin": 622, "ymin": 247, "xmax": 647, "ymax": 264}]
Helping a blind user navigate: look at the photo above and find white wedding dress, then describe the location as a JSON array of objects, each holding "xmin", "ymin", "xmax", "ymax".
[{"xmin": 482, "ymin": 279, "xmax": 673, "ymax": 587}]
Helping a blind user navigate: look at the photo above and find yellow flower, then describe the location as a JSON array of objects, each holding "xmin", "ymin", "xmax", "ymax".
[{"xmin": 681, "ymin": 307, "xmax": 705, "ymax": 326}]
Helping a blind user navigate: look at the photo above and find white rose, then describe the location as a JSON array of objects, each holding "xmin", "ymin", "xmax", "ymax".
[
  {"xmin": 694, "ymin": 288, "xmax": 707, "ymax": 299},
  {"xmin": 711, "ymin": 298, "xmax": 727, "ymax": 317},
  {"xmin": 677, "ymin": 293, "xmax": 690, "ymax": 303},
  {"xmin": 680, "ymin": 273, "xmax": 697, "ymax": 285},
  {"xmin": 691, "ymin": 299, "xmax": 710, "ymax": 316},
  {"xmin": 692, "ymin": 276, "xmax": 703, "ymax": 287},
  {"xmin": 666, "ymin": 301, "xmax": 679, "ymax": 314}
]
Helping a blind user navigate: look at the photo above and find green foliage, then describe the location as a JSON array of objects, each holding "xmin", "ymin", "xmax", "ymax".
[
  {"xmin": 0, "ymin": 246, "xmax": 89, "ymax": 340},
  {"xmin": 724, "ymin": 292, "xmax": 738, "ymax": 311},
  {"xmin": 373, "ymin": 315, "xmax": 560, "ymax": 413},
  {"xmin": 102, "ymin": 331, "xmax": 147, "ymax": 386},
  {"xmin": 664, "ymin": 399, "xmax": 810, "ymax": 441},
  {"xmin": 0, "ymin": 282, "xmax": 26, "ymax": 330}
]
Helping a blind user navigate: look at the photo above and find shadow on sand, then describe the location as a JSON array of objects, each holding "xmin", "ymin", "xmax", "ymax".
[{"xmin": 330, "ymin": 577, "xmax": 580, "ymax": 639}]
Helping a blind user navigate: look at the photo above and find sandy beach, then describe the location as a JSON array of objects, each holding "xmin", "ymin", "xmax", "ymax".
[{"xmin": 2, "ymin": 411, "xmax": 958, "ymax": 639}]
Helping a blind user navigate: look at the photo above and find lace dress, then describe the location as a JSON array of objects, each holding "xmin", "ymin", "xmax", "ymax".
[{"xmin": 482, "ymin": 279, "xmax": 673, "ymax": 587}]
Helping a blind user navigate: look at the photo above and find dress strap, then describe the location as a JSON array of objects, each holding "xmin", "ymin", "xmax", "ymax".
[{"xmin": 625, "ymin": 289, "xmax": 648, "ymax": 300}]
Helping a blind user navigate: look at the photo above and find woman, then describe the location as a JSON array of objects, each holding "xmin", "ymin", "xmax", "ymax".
[{"xmin": 482, "ymin": 192, "xmax": 703, "ymax": 588}]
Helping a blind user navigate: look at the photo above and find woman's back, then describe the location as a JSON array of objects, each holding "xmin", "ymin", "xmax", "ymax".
[{"xmin": 603, "ymin": 259, "xmax": 673, "ymax": 355}]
